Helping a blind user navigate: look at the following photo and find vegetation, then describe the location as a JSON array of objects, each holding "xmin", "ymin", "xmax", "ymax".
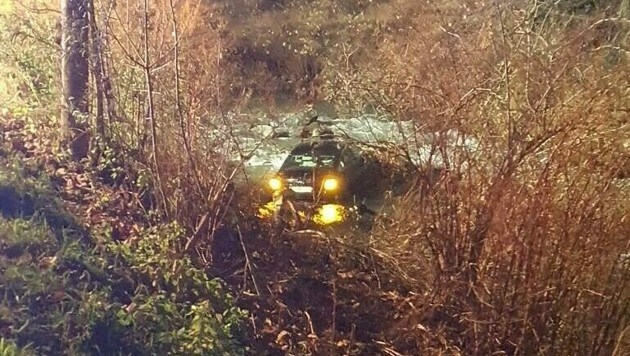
[
  {"xmin": 0, "ymin": 145, "xmax": 245, "ymax": 354},
  {"xmin": 0, "ymin": 0, "xmax": 628, "ymax": 355}
]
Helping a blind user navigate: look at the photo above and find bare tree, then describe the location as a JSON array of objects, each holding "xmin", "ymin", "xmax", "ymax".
[
  {"xmin": 60, "ymin": 0, "xmax": 89, "ymax": 159},
  {"xmin": 142, "ymin": 0, "xmax": 167, "ymax": 214}
]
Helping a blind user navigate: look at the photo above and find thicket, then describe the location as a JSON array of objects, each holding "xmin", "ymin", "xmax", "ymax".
[
  {"xmin": 363, "ymin": 1, "xmax": 630, "ymax": 354},
  {"xmin": 0, "ymin": 0, "xmax": 628, "ymax": 354}
]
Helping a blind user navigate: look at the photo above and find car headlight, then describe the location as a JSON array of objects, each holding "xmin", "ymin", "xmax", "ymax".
[
  {"xmin": 322, "ymin": 177, "xmax": 339, "ymax": 191},
  {"xmin": 268, "ymin": 177, "xmax": 282, "ymax": 191}
]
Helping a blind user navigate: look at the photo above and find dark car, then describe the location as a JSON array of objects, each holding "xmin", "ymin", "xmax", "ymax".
[{"xmin": 258, "ymin": 137, "xmax": 380, "ymax": 231}]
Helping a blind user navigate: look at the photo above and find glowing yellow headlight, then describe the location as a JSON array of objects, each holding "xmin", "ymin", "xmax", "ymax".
[
  {"xmin": 268, "ymin": 177, "xmax": 282, "ymax": 191},
  {"xmin": 315, "ymin": 204, "xmax": 344, "ymax": 225},
  {"xmin": 322, "ymin": 177, "xmax": 339, "ymax": 191}
]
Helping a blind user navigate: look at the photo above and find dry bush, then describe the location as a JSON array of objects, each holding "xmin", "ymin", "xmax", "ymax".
[
  {"xmin": 360, "ymin": 1, "xmax": 630, "ymax": 354},
  {"xmin": 95, "ymin": 0, "xmax": 244, "ymax": 255}
]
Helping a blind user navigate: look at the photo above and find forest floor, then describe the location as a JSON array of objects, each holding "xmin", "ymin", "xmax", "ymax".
[{"xmin": 211, "ymin": 227, "xmax": 425, "ymax": 355}]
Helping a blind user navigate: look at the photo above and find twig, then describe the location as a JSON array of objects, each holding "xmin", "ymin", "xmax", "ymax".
[
  {"xmin": 168, "ymin": 0, "xmax": 204, "ymax": 196},
  {"xmin": 349, "ymin": 323, "xmax": 356, "ymax": 351},
  {"xmin": 304, "ymin": 311, "xmax": 318, "ymax": 337},
  {"xmin": 142, "ymin": 0, "xmax": 167, "ymax": 216},
  {"xmin": 250, "ymin": 313, "xmax": 258, "ymax": 337},
  {"xmin": 238, "ymin": 225, "xmax": 260, "ymax": 296},
  {"xmin": 369, "ymin": 251, "xmax": 382, "ymax": 289},
  {"xmin": 495, "ymin": 0, "xmax": 514, "ymax": 149},
  {"xmin": 184, "ymin": 211, "xmax": 209, "ymax": 254},
  {"xmin": 331, "ymin": 278, "xmax": 337, "ymax": 341},
  {"xmin": 110, "ymin": 4, "xmax": 144, "ymax": 66}
]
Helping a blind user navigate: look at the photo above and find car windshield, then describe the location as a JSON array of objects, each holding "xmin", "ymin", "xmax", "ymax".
[
  {"xmin": 281, "ymin": 142, "xmax": 340, "ymax": 170},
  {"xmin": 283, "ymin": 154, "xmax": 336, "ymax": 169}
]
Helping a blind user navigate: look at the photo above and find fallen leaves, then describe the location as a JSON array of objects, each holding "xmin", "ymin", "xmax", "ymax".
[
  {"xmin": 212, "ymin": 232, "xmax": 424, "ymax": 355},
  {"xmin": 1, "ymin": 117, "xmax": 148, "ymax": 242}
]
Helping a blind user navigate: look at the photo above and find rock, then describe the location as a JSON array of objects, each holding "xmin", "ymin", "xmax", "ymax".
[
  {"xmin": 300, "ymin": 109, "xmax": 319, "ymax": 126},
  {"xmin": 312, "ymin": 100, "xmax": 338, "ymax": 119},
  {"xmin": 251, "ymin": 125, "xmax": 274, "ymax": 138},
  {"xmin": 271, "ymin": 130, "xmax": 290, "ymax": 138}
]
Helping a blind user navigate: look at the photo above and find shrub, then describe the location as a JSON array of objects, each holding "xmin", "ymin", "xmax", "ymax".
[
  {"xmin": 106, "ymin": 222, "xmax": 246, "ymax": 354},
  {"xmin": 364, "ymin": 1, "xmax": 630, "ymax": 354}
]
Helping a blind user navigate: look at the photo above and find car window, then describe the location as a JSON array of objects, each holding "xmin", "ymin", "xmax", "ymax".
[{"xmin": 281, "ymin": 142, "xmax": 341, "ymax": 170}]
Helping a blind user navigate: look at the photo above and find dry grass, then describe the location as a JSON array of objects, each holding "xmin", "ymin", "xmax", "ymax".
[{"xmin": 361, "ymin": 1, "xmax": 630, "ymax": 354}]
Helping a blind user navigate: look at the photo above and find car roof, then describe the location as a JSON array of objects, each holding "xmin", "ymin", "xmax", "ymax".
[{"xmin": 289, "ymin": 139, "xmax": 346, "ymax": 156}]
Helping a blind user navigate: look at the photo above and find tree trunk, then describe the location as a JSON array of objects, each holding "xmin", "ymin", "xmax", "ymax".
[
  {"xmin": 88, "ymin": 0, "xmax": 104, "ymax": 140},
  {"xmin": 60, "ymin": 0, "xmax": 90, "ymax": 159}
]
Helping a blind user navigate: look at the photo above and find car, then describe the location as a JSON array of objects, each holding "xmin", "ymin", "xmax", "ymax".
[{"xmin": 257, "ymin": 136, "xmax": 381, "ymax": 232}]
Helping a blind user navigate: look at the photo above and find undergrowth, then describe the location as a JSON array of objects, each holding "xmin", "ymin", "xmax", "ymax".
[{"xmin": 0, "ymin": 152, "xmax": 246, "ymax": 355}]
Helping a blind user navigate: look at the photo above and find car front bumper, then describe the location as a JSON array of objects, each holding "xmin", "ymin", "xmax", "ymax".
[{"xmin": 257, "ymin": 200, "xmax": 348, "ymax": 226}]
